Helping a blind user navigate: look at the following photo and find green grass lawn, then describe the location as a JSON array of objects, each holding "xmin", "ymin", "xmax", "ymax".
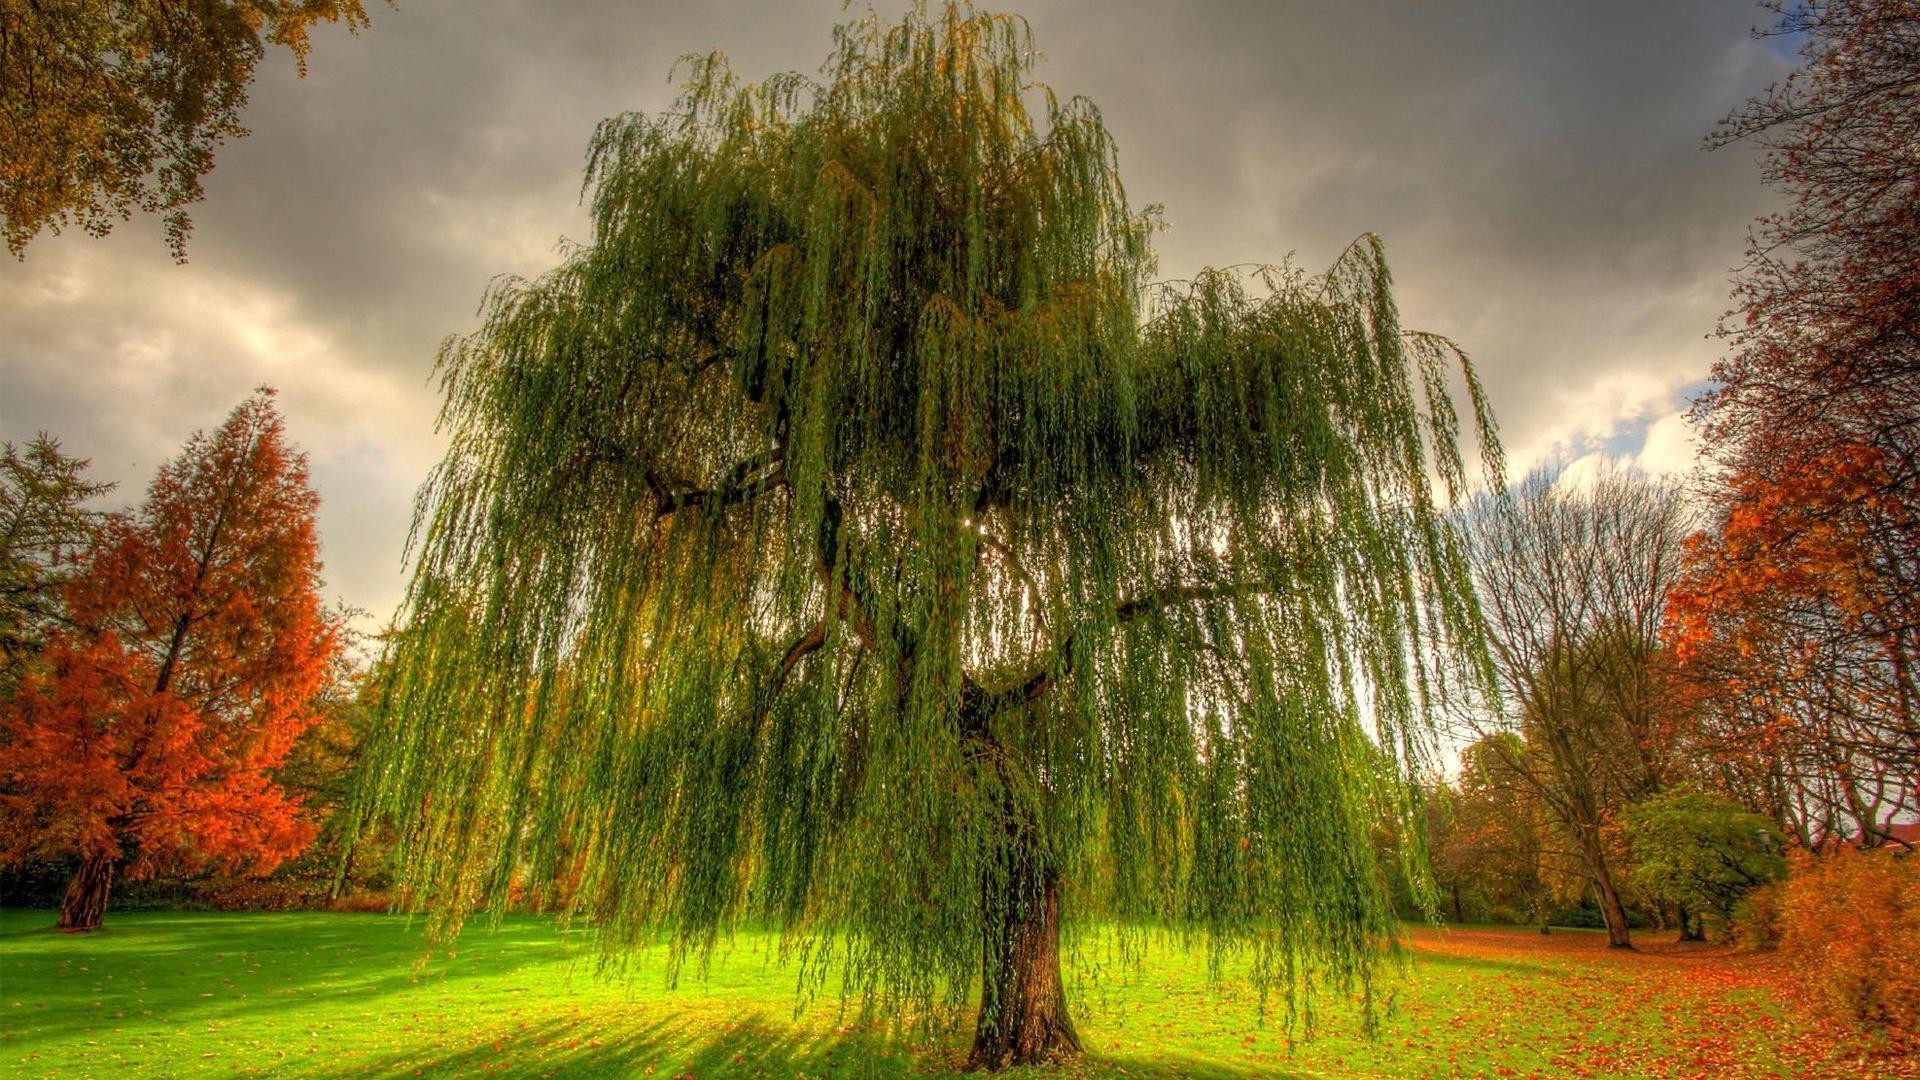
[{"xmin": 0, "ymin": 908, "xmax": 1881, "ymax": 1078}]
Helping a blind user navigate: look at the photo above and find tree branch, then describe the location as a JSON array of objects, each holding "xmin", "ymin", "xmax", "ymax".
[
  {"xmin": 646, "ymin": 451, "xmax": 787, "ymax": 519},
  {"xmin": 960, "ymin": 580, "xmax": 1256, "ymax": 734},
  {"xmin": 768, "ymin": 618, "xmax": 827, "ymax": 698}
]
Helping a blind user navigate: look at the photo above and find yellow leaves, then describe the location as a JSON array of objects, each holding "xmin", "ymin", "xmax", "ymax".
[{"xmin": 0, "ymin": 1, "xmax": 384, "ymax": 257}]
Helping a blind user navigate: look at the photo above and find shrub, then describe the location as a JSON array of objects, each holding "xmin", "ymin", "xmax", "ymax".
[
  {"xmin": 327, "ymin": 890, "xmax": 394, "ymax": 914},
  {"xmin": 1730, "ymin": 880, "xmax": 1784, "ymax": 951},
  {"xmin": 1778, "ymin": 848, "xmax": 1920, "ymax": 1038}
]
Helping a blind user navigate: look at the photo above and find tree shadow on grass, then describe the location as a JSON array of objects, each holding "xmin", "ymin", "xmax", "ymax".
[
  {"xmin": 1397, "ymin": 946, "xmax": 1560, "ymax": 980},
  {"xmin": 297, "ymin": 1012, "xmax": 903, "ymax": 1079},
  {"xmin": 293, "ymin": 1011, "xmax": 1317, "ymax": 1080},
  {"xmin": 2, "ymin": 911, "xmax": 1336, "ymax": 1079},
  {"xmin": 0, "ymin": 909, "xmax": 600, "ymax": 1052}
]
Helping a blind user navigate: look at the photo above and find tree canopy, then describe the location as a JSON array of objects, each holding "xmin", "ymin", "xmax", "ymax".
[
  {"xmin": 1625, "ymin": 788, "xmax": 1784, "ymax": 934},
  {"xmin": 1678, "ymin": 0, "xmax": 1920, "ymax": 846},
  {"xmin": 0, "ymin": 0, "xmax": 381, "ymax": 258},
  {"xmin": 355, "ymin": 5, "xmax": 1500, "ymax": 1065}
]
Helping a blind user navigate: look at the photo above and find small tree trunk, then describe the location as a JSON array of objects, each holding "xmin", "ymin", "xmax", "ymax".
[
  {"xmin": 329, "ymin": 841, "xmax": 356, "ymax": 904},
  {"xmin": 1574, "ymin": 827, "xmax": 1633, "ymax": 949},
  {"xmin": 1676, "ymin": 904, "xmax": 1705, "ymax": 942},
  {"xmin": 968, "ymin": 860, "xmax": 1081, "ymax": 1069},
  {"xmin": 57, "ymin": 852, "xmax": 114, "ymax": 932},
  {"xmin": 1593, "ymin": 872, "xmax": 1633, "ymax": 948},
  {"xmin": 1451, "ymin": 883, "xmax": 1464, "ymax": 924}
]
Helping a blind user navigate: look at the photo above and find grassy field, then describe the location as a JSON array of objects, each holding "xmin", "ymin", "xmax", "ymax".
[{"xmin": 0, "ymin": 908, "xmax": 1901, "ymax": 1078}]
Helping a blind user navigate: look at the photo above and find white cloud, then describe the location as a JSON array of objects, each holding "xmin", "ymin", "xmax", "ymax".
[
  {"xmin": 1550, "ymin": 451, "xmax": 1614, "ymax": 493},
  {"xmin": 1, "ymin": 240, "xmax": 445, "ymax": 630},
  {"xmin": 1635, "ymin": 410, "xmax": 1703, "ymax": 477}
]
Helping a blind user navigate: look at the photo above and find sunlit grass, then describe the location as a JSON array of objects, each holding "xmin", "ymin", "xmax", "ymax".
[{"xmin": 0, "ymin": 910, "xmax": 1872, "ymax": 1078}]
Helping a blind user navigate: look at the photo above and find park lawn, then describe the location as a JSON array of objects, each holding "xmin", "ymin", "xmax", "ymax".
[{"xmin": 0, "ymin": 908, "xmax": 1898, "ymax": 1079}]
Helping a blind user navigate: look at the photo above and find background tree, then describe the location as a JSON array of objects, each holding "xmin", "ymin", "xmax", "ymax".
[
  {"xmin": 0, "ymin": 435, "xmax": 111, "ymax": 690},
  {"xmin": 1679, "ymin": 0, "xmax": 1920, "ymax": 834},
  {"xmin": 1432, "ymin": 734, "xmax": 1568, "ymax": 932},
  {"xmin": 0, "ymin": 390, "xmax": 341, "ymax": 930},
  {"xmin": 354, "ymin": 5, "xmax": 1499, "ymax": 1068},
  {"xmin": 1624, "ymin": 788, "xmax": 1784, "ymax": 940},
  {"xmin": 1461, "ymin": 466, "xmax": 1692, "ymax": 947},
  {"xmin": 270, "ymin": 616, "xmax": 382, "ymax": 898},
  {"xmin": 1664, "ymin": 464, "xmax": 1917, "ymax": 847},
  {"xmin": 0, "ymin": 0, "xmax": 383, "ymax": 259},
  {"xmin": 1705, "ymin": 0, "xmax": 1920, "ymax": 471}
]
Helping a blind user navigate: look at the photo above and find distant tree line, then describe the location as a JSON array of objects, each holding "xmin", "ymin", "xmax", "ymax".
[{"xmin": 1395, "ymin": 2, "xmax": 1919, "ymax": 986}]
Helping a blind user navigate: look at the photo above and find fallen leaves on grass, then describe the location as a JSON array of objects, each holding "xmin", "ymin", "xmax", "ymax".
[{"xmin": 1403, "ymin": 927, "xmax": 1919, "ymax": 1079}]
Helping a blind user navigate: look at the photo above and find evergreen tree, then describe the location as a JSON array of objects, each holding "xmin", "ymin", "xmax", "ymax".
[
  {"xmin": 358, "ymin": 6, "xmax": 1499, "ymax": 1066},
  {"xmin": 0, "ymin": 435, "xmax": 112, "ymax": 690}
]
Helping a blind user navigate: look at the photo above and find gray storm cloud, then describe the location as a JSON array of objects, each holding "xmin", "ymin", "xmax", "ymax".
[{"xmin": 0, "ymin": 1, "xmax": 1792, "ymax": 627}]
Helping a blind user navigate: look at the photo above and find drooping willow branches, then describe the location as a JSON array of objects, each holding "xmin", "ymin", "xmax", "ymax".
[{"xmin": 354, "ymin": 1, "xmax": 1501, "ymax": 1045}]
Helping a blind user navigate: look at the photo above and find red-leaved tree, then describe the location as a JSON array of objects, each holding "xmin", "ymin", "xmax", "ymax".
[
  {"xmin": 1704, "ymin": 0, "xmax": 1920, "ymax": 460},
  {"xmin": 0, "ymin": 390, "xmax": 341, "ymax": 930},
  {"xmin": 1672, "ymin": 1, "xmax": 1920, "ymax": 839}
]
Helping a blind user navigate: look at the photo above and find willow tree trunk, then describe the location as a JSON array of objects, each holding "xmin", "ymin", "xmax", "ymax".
[
  {"xmin": 57, "ymin": 851, "xmax": 113, "ymax": 932},
  {"xmin": 968, "ymin": 845, "xmax": 1081, "ymax": 1069}
]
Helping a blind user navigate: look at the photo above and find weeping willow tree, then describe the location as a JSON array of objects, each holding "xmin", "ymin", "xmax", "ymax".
[{"xmin": 356, "ymin": 4, "xmax": 1499, "ymax": 1068}]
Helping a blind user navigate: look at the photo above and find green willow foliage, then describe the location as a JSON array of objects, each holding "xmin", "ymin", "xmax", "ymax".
[{"xmin": 357, "ymin": 3, "xmax": 1500, "ymax": 1030}]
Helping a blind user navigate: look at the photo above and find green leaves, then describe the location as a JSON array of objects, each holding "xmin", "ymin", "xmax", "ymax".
[
  {"xmin": 357, "ymin": 1, "xmax": 1499, "ymax": 1033},
  {"xmin": 1625, "ymin": 788, "xmax": 1785, "ymax": 929}
]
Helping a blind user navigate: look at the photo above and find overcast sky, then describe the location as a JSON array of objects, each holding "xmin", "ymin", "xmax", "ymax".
[{"xmin": 0, "ymin": 1, "xmax": 1794, "ymax": 627}]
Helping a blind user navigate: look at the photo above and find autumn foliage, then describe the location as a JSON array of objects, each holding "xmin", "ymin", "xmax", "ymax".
[
  {"xmin": 1664, "ymin": 437, "xmax": 1919, "ymax": 843},
  {"xmin": 0, "ymin": 1, "xmax": 383, "ymax": 258},
  {"xmin": 1703, "ymin": 0, "xmax": 1920, "ymax": 462},
  {"xmin": 1668, "ymin": 0, "xmax": 1920, "ymax": 843},
  {"xmin": 0, "ymin": 391, "xmax": 339, "ymax": 930},
  {"xmin": 1777, "ymin": 848, "xmax": 1920, "ymax": 1041}
]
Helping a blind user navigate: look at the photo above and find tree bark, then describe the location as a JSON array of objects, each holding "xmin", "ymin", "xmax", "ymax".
[
  {"xmin": 968, "ymin": 856, "xmax": 1081, "ymax": 1069},
  {"xmin": 1572, "ymin": 826, "xmax": 1633, "ymax": 948},
  {"xmin": 57, "ymin": 851, "xmax": 113, "ymax": 932},
  {"xmin": 328, "ymin": 841, "xmax": 357, "ymax": 904},
  {"xmin": 1592, "ymin": 871, "xmax": 1633, "ymax": 948}
]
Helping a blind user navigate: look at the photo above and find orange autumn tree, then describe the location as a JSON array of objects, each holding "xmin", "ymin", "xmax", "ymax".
[
  {"xmin": 0, "ymin": 391, "xmax": 341, "ymax": 930},
  {"xmin": 1665, "ymin": 437, "xmax": 1918, "ymax": 845}
]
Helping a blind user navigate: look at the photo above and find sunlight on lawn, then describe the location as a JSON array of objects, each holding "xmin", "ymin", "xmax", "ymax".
[{"xmin": 0, "ymin": 910, "xmax": 1885, "ymax": 1079}]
